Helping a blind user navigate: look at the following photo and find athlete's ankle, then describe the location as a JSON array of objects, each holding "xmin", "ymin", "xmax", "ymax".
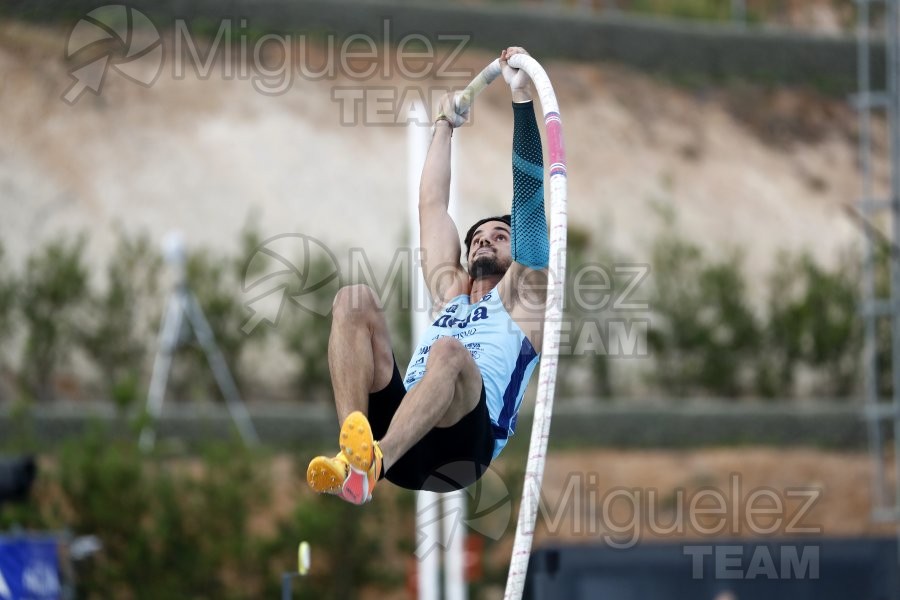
[{"xmin": 375, "ymin": 440, "xmax": 396, "ymax": 475}]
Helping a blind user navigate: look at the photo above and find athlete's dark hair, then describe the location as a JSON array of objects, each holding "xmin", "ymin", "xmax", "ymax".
[{"xmin": 463, "ymin": 215, "xmax": 512, "ymax": 257}]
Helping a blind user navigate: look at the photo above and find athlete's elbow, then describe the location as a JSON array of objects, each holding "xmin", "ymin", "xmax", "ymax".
[{"xmin": 419, "ymin": 188, "xmax": 448, "ymax": 212}]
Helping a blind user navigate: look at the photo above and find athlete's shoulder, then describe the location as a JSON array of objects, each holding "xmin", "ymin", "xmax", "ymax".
[
  {"xmin": 432, "ymin": 280, "xmax": 473, "ymax": 312},
  {"xmin": 497, "ymin": 263, "xmax": 547, "ymax": 308},
  {"xmin": 434, "ymin": 291, "xmax": 469, "ymax": 312}
]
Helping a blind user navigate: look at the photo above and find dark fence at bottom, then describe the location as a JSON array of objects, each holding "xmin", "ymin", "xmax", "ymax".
[
  {"xmin": 524, "ymin": 537, "xmax": 899, "ymax": 600},
  {"xmin": 0, "ymin": 402, "xmax": 879, "ymax": 449}
]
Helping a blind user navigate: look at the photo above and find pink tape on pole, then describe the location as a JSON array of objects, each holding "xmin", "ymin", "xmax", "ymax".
[{"xmin": 545, "ymin": 114, "xmax": 567, "ymax": 178}]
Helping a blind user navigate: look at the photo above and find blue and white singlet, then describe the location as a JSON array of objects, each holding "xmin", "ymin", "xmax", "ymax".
[{"xmin": 403, "ymin": 287, "xmax": 540, "ymax": 459}]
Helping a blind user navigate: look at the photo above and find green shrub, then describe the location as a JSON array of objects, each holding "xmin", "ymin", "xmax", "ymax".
[
  {"xmin": 281, "ymin": 251, "xmax": 341, "ymax": 403},
  {"xmin": 647, "ymin": 219, "xmax": 761, "ymax": 397},
  {"xmin": 0, "ymin": 243, "xmax": 14, "ymax": 342},
  {"xmin": 629, "ymin": 0, "xmax": 732, "ymax": 22},
  {"xmin": 80, "ymin": 230, "xmax": 162, "ymax": 410},
  {"xmin": 0, "ymin": 243, "xmax": 16, "ymax": 401},
  {"xmin": 558, "ymin": 226, "xmax": 618, "ymax": 398},
  {"xmin": 18, "ymin": 236, "xmax": 89, "ymax": 402},
  {"xmin": 169, "ymin": 226, "xmax": 267, "ymax": 402},
  {"xmin": 758, "ymin": 251, "xmax": 861, "ymax": 398},
  {"xmin": 7, "ymin": 436, "xmax": 275, "ymax": 599},
  {"xmin": 261, "ymin": 485, "xmax": 400, "ymax": 600},
  {"xmin": 643, "ymin": 205, "xmax": 864, "ymax": 400}
]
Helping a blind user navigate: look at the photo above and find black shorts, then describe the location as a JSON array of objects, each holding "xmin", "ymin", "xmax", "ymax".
[{"xmin": 368, "ymin": 361, "xmax": 495, "ymax": 492}]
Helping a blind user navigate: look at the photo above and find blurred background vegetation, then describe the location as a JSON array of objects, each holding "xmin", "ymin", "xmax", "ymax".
[
  {"xmin": 0, "ymin": 434, "xmax": 407, "ymax": 600},
  {"xmin": 0, "ymin": 427, "xmax": 526, "ymax": 599},
  {"xmin": 0, "ymin": 215, "xmax": 870, "ymax": 407}
]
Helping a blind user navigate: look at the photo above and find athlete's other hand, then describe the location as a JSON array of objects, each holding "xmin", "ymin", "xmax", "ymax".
[
  {"xmin": 436, "ymin": 91, "xmax": 470, "ymax": 128},
  {"xmin": 500, "ymin": 46, "xmax": 531, "ymax": 102}
]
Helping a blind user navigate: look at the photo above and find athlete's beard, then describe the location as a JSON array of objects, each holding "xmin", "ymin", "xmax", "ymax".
[{"xmin": 469, "ymin": 254, "xmax": 510, "ymax": 279}]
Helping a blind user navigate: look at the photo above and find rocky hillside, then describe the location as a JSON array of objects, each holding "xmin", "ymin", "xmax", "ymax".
[{"xmin": 0, "ymin": 18, "xmax": 880, "ymax": 286}]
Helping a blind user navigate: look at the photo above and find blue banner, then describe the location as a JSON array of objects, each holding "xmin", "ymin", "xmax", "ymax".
[{"xmin": 0, "ymin": 537, "xmax": 60, "ymax": 600}]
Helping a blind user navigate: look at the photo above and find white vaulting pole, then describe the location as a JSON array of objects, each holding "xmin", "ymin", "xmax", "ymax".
[
  {"xmin": 455, "ymin": 55, "xmax": 568, "ymax": 600},
  {"xmin": 501, "ymin": 53, "xmax": 566, "ymax": 600}
]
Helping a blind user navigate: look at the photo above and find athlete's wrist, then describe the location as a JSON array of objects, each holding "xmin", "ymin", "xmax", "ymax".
[
  {"xmin": 511, "ymin": 87, "xmax": 532, "ymax": 103},
  {"xmin": 432, "ymin": 117, "xmax": 453, "ymax": 138}
]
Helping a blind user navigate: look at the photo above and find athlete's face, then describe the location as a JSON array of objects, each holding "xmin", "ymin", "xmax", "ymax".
[{"xmin": 467, "ymin": 221, "xmax": 513, "ymax": 278}]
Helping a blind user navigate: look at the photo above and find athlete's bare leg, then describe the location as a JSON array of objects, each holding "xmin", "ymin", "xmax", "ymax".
[
  {"xmin": 378, "ymin": 337, "xmax": 482, "ymax": 472},
  {"xmin": 328, "ymin": 284, "xmax": 395, "ymax": 423}
]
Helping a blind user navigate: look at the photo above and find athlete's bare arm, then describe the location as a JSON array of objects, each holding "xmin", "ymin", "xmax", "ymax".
[{"xmin": 419, "ymin": 95, "xmax": 469, "ymax": 309}]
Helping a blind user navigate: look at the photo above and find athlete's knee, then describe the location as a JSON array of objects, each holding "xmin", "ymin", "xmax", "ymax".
[
  {"xmin": 332, "ymin": 284, "xmax": 381, "ymax": 320},
  {"xmin": 427, "ymin": 337, "xmax": 470, "ymax": 371}
]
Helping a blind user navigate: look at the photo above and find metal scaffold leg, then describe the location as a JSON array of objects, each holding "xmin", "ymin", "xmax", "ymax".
[{"xmin": 856, "ymin": 0, "xmax": 900, "ymax": 560}]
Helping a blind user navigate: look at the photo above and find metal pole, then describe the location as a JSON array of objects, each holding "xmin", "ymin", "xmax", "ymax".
[
  {"xmin": 184, "ymin": 292, "xmax": 259, "ymax": 446},
  {"xmin": 281, "ymin": 573, "xmax": 293, "ymax": 600},
  {"xmin": 888, "ymin": 0, "xmax": 900, "ymax": 552},
  {"xmin": 140, "ymin": 233, "xmax": 259, "ymax": 450},
  {"xmin": 730, "ymin": 0, "xmax": 747, "ymax": 25},
  {"xmin": 445, "ymin": 114, "xmax": 467, "ymax": 600},
  {"xmin": 139, "ymin": 289, "xmax": 183, "ymax": 451},
  {"xmin": 409, "ymin": 99, "xmax": 441, "ymax": 600},
  {"xmin": 443, "ymin": 490, "xmax": 467, "ymax": 600},
  {"xmin": 858, "ymin": 0, "xmax": 888, "ymax": 513},
  {"xmin": 408, "ymin": 97, "xmax": 468, "ymax": 600}
]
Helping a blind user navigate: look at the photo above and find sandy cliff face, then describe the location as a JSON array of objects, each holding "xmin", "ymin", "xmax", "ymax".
[{"xmin": 0, "ymin": 20, "xmax": 879, "ymax": 282}]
